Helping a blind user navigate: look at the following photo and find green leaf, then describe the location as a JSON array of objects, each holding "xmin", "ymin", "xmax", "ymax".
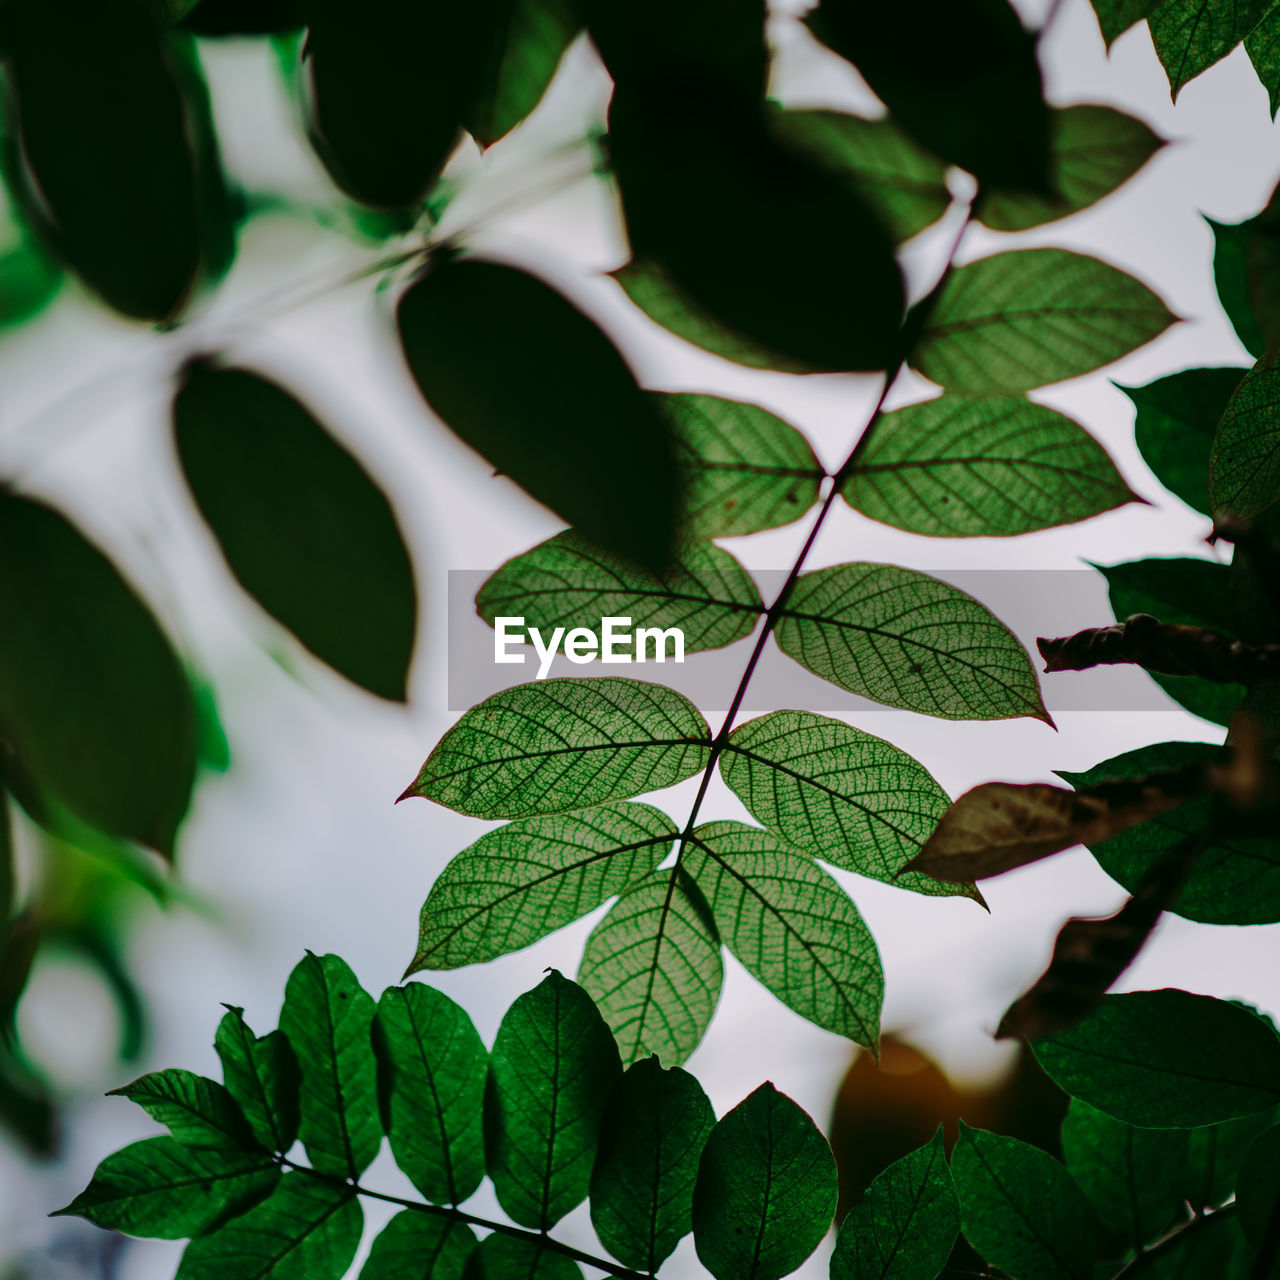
[
  {"xmin": 476, "ymin": 532, "xmax": 762, "ymax": 655},
  {"xmin": 398, "ymin": 257, "xmax": 679, "ymax": 568},
  {"xmin": 1141, "ymin": 1214, "xmax": 1255, "ymax": 1278},
  {"xmin": 1149, "ymin": 0, "xmax": 1270, "ymax": 100},
  {"xmin": 109, "ymin": 1069, "xmax": 256, "ymax": 1150},
  {"xmin": 54, "ymin": 1137, "xmax": 279, "ymax": 1239},
  {"xmin": 1247, "ymin": 4, "xmax": 1280, "ymax": 119},
  {"xmin": 842, "ymin": 395, "xmax": 1136, "ymax": 536},
  {"xmin": 400, "ymin": 678, "xmax": 710, "ymax": 819},
  {"xmin": 409, "ymin": 803, "xmax": 675, "ymax": 973},
  {"xmin": 1208, "ymin": 217, "xmax": 1266, "ymax": 358},
  {"xmin": 659, "ymin": 393, "xmax": 824, "ymax": 537},
  {"xmin": 278, "ymin": 953, "xmax": 381, "ymax": 1179},
  {"xmin": 1, "ymin": 0, "xmax": 206, "ymax": 318},
  {"xmin": 590, "ymin": 1057, "xmax": 716, "ymax": 1272},
  {"xmin": 1032, "ymin": 990, "xmax": 1280, "ymax": 1127},
  {"xmin": 0, "ymin": 788, "xmax": 12, "ymax": 923},
  {"xmin": 1211, "ymin": 354, "xmax": 1280, "ymax": 521},
  {"xmin": 719, "ymin": 710, "xmax": 963, "ymax": 898},
  {"xmin": 578, "ymin": 868, "xmax": 723, "ymax": 1067},
  {"xmin": 372, "ymin": 984, "xmax": 486, "ymax": 1205},
  {"xmin": 685, "ymin": 821, "xmax": 883, "ymax": 1050},
  {"xmin": 775, "ymin": 564, "xmax": 1048, "ymax": 721},
  {"xmin": 805, "ymin": 0, "xmax": 1049, "ymax": 191},
  {"xmin": 830, "ymin": 1127, "xmax": 960, "ymax": 1280},
  {"xmin": 766, "ymin": 108, "xmax": 950, "ymax": 244},
  {"xmin": 952, "ymin": 1123, "xmax": 1096, "ymax": 1280},
  {"xmin": 1237, "ymin": 1123, "xmax": 1280, "ymax": 1248},
  {"xmin": 0, "ymin": 493, "xmax": 197, "ymax": 855},
  {"xmin": 1088, "ymin": 0, "xmax": 1164, "ymax": 47},
  {"xmin": 1183, "ymin": 1108, "xmax": 1280, "ymax": 1209},
  {"xmin": 173, "ymin": 364, "xmax": 417, "ymax": 701},
  {"xmin": 1061, "ymin": 1100, "xmax": 1189, "ymax": 1247},
  {"xmin": 214, "ymin": 1007, "xmax": 301, "ymax": 1154},
  {"xmin": 179, "ymin": 0, "xmax": 303, "ymax": 36},
  {"xmin": 175, "ymin": 1172, "xmax": 362, "ymax": 1280},
  {"xmin": 466, "ymin": 0, "xmax": 579, "ymax": 147},
  {"xmin": 692, "ymin": 1083, "xmax": 837, "ymax": 1280},
  {"xmin": 466, "ymin": 1233, "xmax": 583, "ymax": 1280},
  {"xmin": 1120, "ymin": 366, "xmax": 1246, "ymax": 516},
  {"xmin": 977, "ymin": 105, "xmax": 1164, "ymax": 232},
  {"xmin": 486, "ymin": 970, "xmax": 622, "ymax": 1229},
  {"xmin": 359, "ymin": 1210, "xmax": 476, "ymax": 1280},
  {"xmin": 912, "ymin": 248, "xmax": 1176, "ymax": 393},
  {"xmin": 0, "ymin": 235, "xmax": 61, "ymax": 329}
]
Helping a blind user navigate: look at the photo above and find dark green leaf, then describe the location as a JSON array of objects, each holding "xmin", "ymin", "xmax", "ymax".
[
  {"xmin": 1211, "ymin": 354, "xmax": 1280, "ymax": 521},
  {"xmin": 578, "ymin": 868, "xmax": 723, "ymax": 1066},
  {"xmin": 1032, "ymin": 990, "xmax": 1280, "ymax": 1126},
  {"xmin": 1149, "ymin": 0, "xmax": 1270, "ymax": 99},
  {"xmin": 175, "ymin": 1172, "xmax": 361, "ymax": 1280},
  {"xmin": 659, "ymin": 392, "xmax": 824, "ymax": 537},
  {"xmin": 409, "ymin": 802, "xmax": 675, "ymax": 973},
  {"xmin": 0, "ymin": 235, "xmax": 61, "ymax": 329},
  {"xmin": 952, "ymin": 1123, "xmax": 1096, "ymax": 1280},
  {"xmin": 805, "ymin": 0, "xmax": 1049, "ymax": 191},
  {"xmin": 719, "ymin": 710, "xmax": 964, "ymax": 898},
  {"xmin": 173, "ymin": 363, "xmax": 417, "ymax": 701},
  {"xmin": 278, "ymin": 953, "xmax": 380, "ymax": 1179},
  {"xmin": 1, "ymin": 0, "xmax": 205, "ymax": 319},
  {"xmin": 830, "ymin": 1128, "xmax": 960, "ymax": 1280},
  {"xmin": 466, "ymin": 1233, "xmax": 582, "ymax": 1280},
  {"xmin": 400, "ymin": 678, "xmax": 710, "ymax": 819},
  {"xmin": 1142, "ymin": 1214, "xmax": 1255, "ymax": 1278},
  {"xmin": 54, "ymin": 1137, "xmax": 279, "ymax": 1239},
  {"xmin": 109, "ymin": 1069, "xmax": 256, "ymax": 1150},
  {"xmin": 1061, "ymin": 1100, "xmax": 1189, "ymax": 1247},
  {"xmin": 1247, "ymin": 4, "xmax": 1280, "ymax": 118},
  {"xmin": 0, "ymin": 788, "xmax": 11, "ymax": 922},
  {"xmin": 912, "ymin": 248, "xmax": 1177, "ymax": 393},
  {"xmin": 843, "ymin": 395, "xmax": 1136, "ymax": 536},
  {"xmin": 179, "ymin": 0, "xmax": 303, "ymax": 36},
  {"xmin": 590, "ymin": 1057, "xmax": 716, "ymax": 1271},
  {"xmin": 692, "ymin": 1083, "xmax": 837, "ymax": 1280},
  {"xmin": 1183, "ymin": 1108, "xmax": 1280, "ymax": 1209},
  {"xmin": 1237, "ymin": 1123, "xmax": 1280, "ymax": 1248},
  {"xmin": 359, "ymin": 1210, "xmax": 476, "ymax": 1280},
  {"xmin": 977, "ymin": 105, "xmax": 1164, "ymax": 232},
  {"xmin": 766, "ymin": 108, "xmax": 950, "ymax": 244},
  {"xmin": 1088, "ymin": 0, "xmax": 1164, "ymax": 47},
  {"xmin": 0, "ymin": 493, "xmax": 197, "ymax": 855},
  {"xmin": 398, "ymin": 257, "xmax": 679, "ymax": 568},
  {"xmin": 373, "ymin": 984, "xmax": 486, "ymax": 1204},
  {"xmin": 686, "ymin": 821, "xmax": 883, "ymax": 1050},
  {"xmin": 1120, "ymin": 366, "xmax": 1246, "ymax": 516},
  {"xmin": 1208, "ymin": 216, "xmax": 1266, "ymax": 358},
  {"xmin": 775, "ymin": 564, "xmax": 1048, "ymax": 721},
  {"xmin": 486, "ymin": 971, "xmax": 621, "ymax": 1229},
  {"xmin": 214, "ymin": 1007, "xmax": 300, "ymax": 1154}
]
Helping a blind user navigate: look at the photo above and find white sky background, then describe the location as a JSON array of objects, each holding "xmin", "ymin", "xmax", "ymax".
[{"xmin": 2, "ymin": 0, "xmax": 1279, "ymax": 1275}]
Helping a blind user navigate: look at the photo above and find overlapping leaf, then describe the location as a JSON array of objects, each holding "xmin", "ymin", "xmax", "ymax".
[
  {"xmin": 108, "ymin": 1070, "xmax": 255, "ymax": 1150},
  {"xmin": 214, "ymin": 1007, "xmax": 300, "ymax": 1154},
  {"xmin": 1210, "ymin": 354, "xmax": 1280, "ymax": 521},
  {"xmin": 358, "ymin": 1211, "xmax": 476, "ymax": 1280},
  {"xmin": 1149, "ymin": 0, "xmax": 1271, "ymax": 100},
  {"xmin": 467, "ymin": 1233, "xmax": 582, "ymax": 1280}
]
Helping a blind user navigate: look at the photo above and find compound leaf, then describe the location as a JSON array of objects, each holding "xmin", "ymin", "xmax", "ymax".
[
  {"xmin": 358, "ymin": 1211, "xmax": 476, "ymax": 1280},
  {"xmin": 1210, "ymin": 354, "xmax": 1280, "ymax": 522},
  {"xmin": 109, "ymin": 1069, "xmax": 256, "ymax": 1151},
  {"xmin": 214, "ymin": 1008, "xmax": 301, "ymax": 1154},
  {"xmin": 1149, "ymin": 0, "xmax": 1270, "ymax": 100}
]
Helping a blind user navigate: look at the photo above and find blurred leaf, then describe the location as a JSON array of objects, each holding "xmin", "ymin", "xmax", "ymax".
[
  {"xmin": 686, "ymin": 821, "xmax": 883, "ymax": 1051},
  {"xmin": 913, "ymin": 249, "xmax": 1176, "ymax": 392},
  {"xmin": 1142, "ymin": 1215, "xmax": 1255, "ymax": 1278},
  {"xmin": 109, "ymin": 1069, "xmax": 256, "ymax": 1150},
  {"xmin": 1031, "ymin": 990, "xmax": 1280, "ymax": 1127},
  {"xmin": 398, "ymin": 257, "xmax": 680, "ymax": 568},
  {"xmin": 951, "ymin": 1123, "xmax": 1096, "ymax": 1280},
  {"xmin": 830, "ymin": 1128, "xmax": 959, "ymax": 1280},
  {"xmin": 1088, "ymin": 0, "xmax": 1164, "ymax": 47},
  {"xmin": 775, "ymin": 564, "xmax": 1048, "ymax": 721},
  {"xmin": 0, "ymin": 787, "xmax": 10, "ymax": 923},
  {"xmin": 0, "ymin": 493, "xmax": 197, "ymax": 856},
  {"xmin": 1119, "ymin": 366, "xmax": 1245, "ymax": 516},
  {"xmin": 805, "ymin": 0, "xmax": 1049, "ymax": 191},
  {"xmin": 843, "ymin": 395, "xmax": 1137, "ymax": 536},
  {"xmin": 1237, "ymin": 1123, "xmax": 1280, "ymax": 1247},
  {"xmin": 190, "ymin": 675, "xmax": 231, "ymax": 774},
  {"xmin": 485, "ymin": 970, "xmax": 621, "ymax": 1229},
  {"xmin": 578, "ymin": 868, "xmax": 723, "ymax": 1067},
  {"xmin": 1247, "ymin": 4, "xmax": 1280, "ymax": 118},
  {"xmin": 358, "ymin": 1210, "xmax": 475, "ymax": 1280},
  {"xmin": 180, "ymin": 0, "xmax": 303, "ymax": 35},
  {"xmin": 54, "ymin": 1137, "xmax": 279, "ymax": 1238},
  {"xmin": 1211, "ymin": 354, "xmax": 1280, "ymax": 521},
  {"xmin": 719, "ymin": 710, "xmax": 962, "ymax": 898},
  {"xmin": 977, "ymin": 105, "xmax": 1164, "ymax": 232},
  {"xmin": 466, "ymin": 1234, "xmax": 582, "ymax": 1280},
  {"xmin": 476, "ymin": 532, "xmax": 762, "ymax": 655},
  {"xmin": 174, "ymin": 363, "xmax": 418, "ymax": 702},
  {"xmin": 1, "ymin": 0, "xmax": 206, "ymax": 319},
  {"xmin": 214, "ymin": 1007, "xmax": 300, "ymax": 1153},
  {"xmin": 1149, "ymin": 0, "xmax": 1270, "ymax": 100},
  {"xmin": 766, "ymin": 108, "xmax": 950, "ymax": 244},
  {"xmin": 175, "ymin": 1172, "xmax": 362, "ymax": 1280},
  {"xmin": 590, "ymin": 1057, "xmax": 716, "ymax": 1272},
  {"xmin": 0, "ymin": 1042, "xmax": 57, "ymax": 1156},
  {"xmin": 0, "ymin": 234, "xmax": 61, "ymax": 328},
  {"xmin": 399, "ymin": 678, "xmax": 710, "ymax": 820},
  {"xmin": 279, "ymin": 953, "xmax": 381, "ymax": 1179},
  {"xmin": 692, "ymin": 1083, "xmax": 837, "ymax": 1280},
  {"xmin": 408, "ymin": 802, "xmax": 675, "ymax": 972},
  {"xmin": 372, "ymin": 984, "xmax": 486, "ymax": 1204}
]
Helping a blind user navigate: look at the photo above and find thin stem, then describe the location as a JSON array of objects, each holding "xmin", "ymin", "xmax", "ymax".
[{"xmin": 1111, "ymin": 1204, "xmax": 1238, "ymax": 1278}]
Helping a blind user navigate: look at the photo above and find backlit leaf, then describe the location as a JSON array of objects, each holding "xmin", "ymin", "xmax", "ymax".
[
  {"xmin": 912, "ymin": 248, "xmax": 1176, "ymax": 393},
  {"xmin": 1208, "ymin": 216, "xmax": 1267, "ymax": 358},
  {"xmin": 1149, "ymin": 0, "xmax": 1270, "ymax": 100},
  {"xmin": 358, "ymin": 1211, "xmax": 475, "ymax": 1280},
  {"xmin": 1247, "ymin": 4, "xmax": 1280, "ymax": 119},
  {"xmin": 400, "ymin": 678, "xmax": 710, "ymax": 820},
  {"xmin": 109, "ymin": 1069, "xmax": 255, "ymax": 1150},
  {"xmin": 467, "ymin": 1233, "xmax": 582, "ymax": 1280},
  {"xmin": 1210, "ymin": 354, "xmax": 1280, "ymax": 521},
  {"xmin": 1088, "ymin": 0, "xmax": 1164, "ymax": 47},
  {"xmin": 214, "ymin": 1007, "xmax": 300, "ymax": 1153},
  {"xmin": 843, "ymin": 395, "xmax": 1136, "ymax": 536}
]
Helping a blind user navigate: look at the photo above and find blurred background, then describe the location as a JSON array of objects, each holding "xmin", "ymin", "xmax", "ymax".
[{"xmin": 1, "ymin": 0, "xmax": 1278, "ymax": 1275}]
